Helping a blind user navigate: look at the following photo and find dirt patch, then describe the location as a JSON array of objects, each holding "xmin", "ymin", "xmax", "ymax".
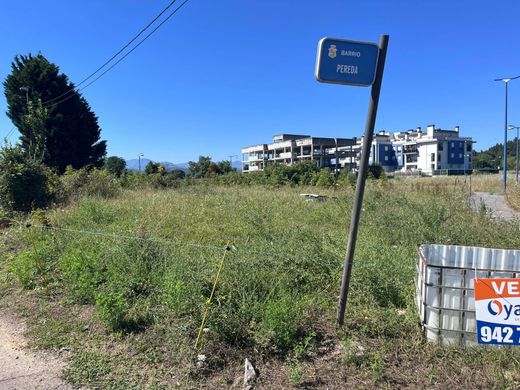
[{"xmin": 0, "ymin": 310, "xmax": 72, "ymax": 390}]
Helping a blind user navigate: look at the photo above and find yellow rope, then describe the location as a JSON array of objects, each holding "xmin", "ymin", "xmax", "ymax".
[{"xmin": 194, "ymin": 242, "xmax": 231, "ymax": 349}]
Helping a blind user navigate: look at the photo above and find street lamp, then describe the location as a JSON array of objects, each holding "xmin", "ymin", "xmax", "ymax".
[
  {"xmin": 495, "ymin": 76, "xmax": 520, "ymax": 192},
  {"xmin": 509, "ymin": 125, "xmax": 520, "ymax": 184},
  {"xmin": 138, "ymin": 153, "xmax": 144, "ymax": 172}
]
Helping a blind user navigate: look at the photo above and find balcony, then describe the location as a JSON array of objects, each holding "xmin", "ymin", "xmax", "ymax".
[
  {"xmin": 404, "ymin": 148, "xmax": 418, "ymax": 154},
  {"xmin": 248, "ymin": 155, "xmax": 265, "ymax": 162},
  {"xmin": 277, "ymin": 152, "xmax": 294, "ymax": 159}
]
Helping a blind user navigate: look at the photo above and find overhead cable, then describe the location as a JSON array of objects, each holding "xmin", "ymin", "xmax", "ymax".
[{"xmin": 42, "ymin": 0, "xmax": 180, "ymax": 107}]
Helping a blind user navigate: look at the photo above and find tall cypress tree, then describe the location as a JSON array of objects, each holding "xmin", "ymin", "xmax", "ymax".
[{"xmin": 3, "ymin": 54, "xmax": 106, "ymax": 172}]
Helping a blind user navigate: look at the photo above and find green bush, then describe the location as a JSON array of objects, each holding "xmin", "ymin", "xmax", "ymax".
[
  {"xmin": 314, "ymin": 168, "xmax": 335, "ymax": 187},
  {"xmin": 254, "ymin": 295, "xmax": 307, "ymax": 353},
  {"xmin": 58, "ymin": 167, "xmax": 120, "ymax": 202},
  {"xmin": 59, "ymin": 248, "xmax": 103, "ymax": 304},
  {"xmin": 95, "ymin": 291, "xmax": 129, "ymax": 331},
  {"xmin": 337, "ymin": 169, "xmax": 357, "ymax": 187},
  {"xmin": 104, "ymin": 156, "xmax": 126, "ymax": 177},
  {"xmin": 10, "ymin": 234, "xmax": 59, "ymax": 289},
  {"xmin": 0, "ymin": 145, "xmax": 56, "ymax": 212},
  {"xmin": 147, "ymin": 173, "xmax": 179, "ymax": 188},
  {"xmin": 368, "ymin": 163, "xmax": 385, "ymax": 179}
]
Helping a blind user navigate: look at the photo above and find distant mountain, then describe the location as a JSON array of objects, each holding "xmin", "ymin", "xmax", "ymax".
[
  {"xmin": 125, "ymin": 159, "xmax": 188, "ymax": 172},
  {"xmin": 125, "ymin": 159, "xmax": 242, "ymax": 173},
  {"xmin": 173, "ymin": 162, "xmax": 190, "ymax": 171},
  {"xmin": 126, "ymin": 158, "xmax": 152, "ymax": 172}
]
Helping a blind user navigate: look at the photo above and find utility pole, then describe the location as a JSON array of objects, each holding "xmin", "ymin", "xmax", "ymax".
[
  {"xmin": 138, "ymin": 153, "xmax": 144, "ymax": 172},
  {"xmin": 495, "ymin": 76, "xmax": 520, "ymax": 192},
  {"xmin": 228, "ymin": 155, "xmax": 238, "ymax": 170}
]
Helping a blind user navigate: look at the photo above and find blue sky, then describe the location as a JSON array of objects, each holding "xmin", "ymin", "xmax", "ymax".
[{"xmin": 1, "ymin": 0, "xmax": 519, "ymax": 163}]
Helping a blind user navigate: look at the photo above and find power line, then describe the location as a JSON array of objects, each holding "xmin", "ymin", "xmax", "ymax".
[
  {"xmin": 42, "ymin": 0, "xmax": 180, "ymax": 107},
  {"xmin": 76, "ymin": 0, "xmax": 191, "ymax": 94},
  {"xmin": 3, "ymin": 126, "xmax": 16, "ymax": 140},
  {"xmin": 44, "ymin": 0, "xmax": 191, "ymax": 110}
]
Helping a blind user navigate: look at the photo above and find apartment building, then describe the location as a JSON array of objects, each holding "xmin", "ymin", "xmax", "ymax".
[
  {"xmin": 242, "ymin": 125, "xmax": 474, "ymax": 175},
  {"xmin": 391, "ymin": 125, "xmax": 474, "ymax": 175},
  {"xmin": 241, "ymin": 134, "xmax": 356, "ymax": 172},
  {"xmin": 341, "ymin": 125, "xmax": 474, "ymax": 175}
]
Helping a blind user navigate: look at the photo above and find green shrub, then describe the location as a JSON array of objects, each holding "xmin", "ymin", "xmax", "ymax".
[
  {"xmin": 163, "ymin": 268, "xmax": 204, "ymax": 316},
  {"xmin": 337, "ymin": 169, "xmax": 357, "ymax": 187},
  {"xmin": 314, "ymin": 168, "xmax": 335, "ymax": 187},
  {"xmin": 147, "ymin": 173, "xmax": 179, "ymax": 188},
  {"xmin": 254, "ymin": 295, "xmax": 306, "ymax": 353},
  {"xmin": 59, "ymin": 167, "xmax": 119, "ymax": 202},
  {"xmin": 95, "ymin": 291, "xmax": 129, "ymax": 331},
  {"xmin": 368, "ymin": 163, "xmax": 385, "ymax": 179},
  {"xmin": 0, "ymin": 145, "xmax": 56, "ymax": 212},
  {"xmin": 10, "ymin": 234, "xmax": 59, "ymax": 289},
  {"xmin": 59, "ymin": 248, "xmax": 103, "ymax": 304},
  {"xmin": 103, "ymin": 156, "xmax": 126, "ymax": 177}
]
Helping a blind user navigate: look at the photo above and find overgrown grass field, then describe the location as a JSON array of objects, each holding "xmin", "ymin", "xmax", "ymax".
[{"xmin": 1, "ymin": 177, "xmax": 520, "ymax": 388}]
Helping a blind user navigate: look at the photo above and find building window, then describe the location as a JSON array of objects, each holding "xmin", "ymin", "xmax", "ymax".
[
  {"xmin": 459, "ymin": 153, "xmax": 463, "ymax": 159},
  {"xmin": 385, "ymin": 155, "xmax": 388, "ymax": 161},
  {"xmin": 385, "ymin": 145, "xmax": 389, "ymax": 151},
  {"xmin": 467, "ymin": 143, "xmax": 472, "ymax": 152},
  {"xmin": 451, "ymin": 153, "xmax": 454, "ymax": 159},
  {"xmin": 451, "ymin": 142, "xmax": 455, "ymax": 148},
  {"xmin": 431, "ymin": 153, "xmax": 435, "ymax": 162},
  {"xmin": 438, "ymin": 143, "xmax": 444, "ymax": 151}
]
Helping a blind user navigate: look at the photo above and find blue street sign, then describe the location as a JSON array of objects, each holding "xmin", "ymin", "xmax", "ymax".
[{"xmin": 315, "ymin": 37, "xmax": 379, "ymax": 86}]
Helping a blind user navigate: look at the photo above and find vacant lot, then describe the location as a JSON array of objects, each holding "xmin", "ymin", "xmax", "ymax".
[{"xmin": 1, "ymin": 177, "xmax": 520, "ymax": 389}]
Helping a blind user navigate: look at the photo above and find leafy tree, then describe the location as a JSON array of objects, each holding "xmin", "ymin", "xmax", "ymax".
[
  {"xmin": 4, "ymin": 54, "xmax": 106, "ymax": 172},
  {"xmin": 218, "ymin": 160, "xmax": 233, "ymax": 174},
  {"xmin": 188, "ymin": 156, "xmax": 215, "ymax": 178},
  {"xmin": 169, "ymin": 169, "xmax": 185, "ymax": 179},
  {"xmin": 0, "ymin": 144, "xmax": 56, "ymax": 212},
  {"xmin": 157, "ymin": 163, "xmax": 166, "ymax": 175},
  {"xmin": 472, "ymin": 141, "xmax": 520, "ymax": 171},
  {"xmin": 104, "ymin": 156, "xmax": 126, "ymax": 177},
  {"xmin": 314, "ymin": 168, "xmax": 335, "ymax": 187},
  {"xmin": 144, "ymin": 161, "xmax": 159, "ymax": 175},
  {"xmin": 20, "ymin": 98, "xmax": 48, "ymax": 161},
  {"xmin": 288, "ymin": 160, "xmax": 319, "ymax": 185}
]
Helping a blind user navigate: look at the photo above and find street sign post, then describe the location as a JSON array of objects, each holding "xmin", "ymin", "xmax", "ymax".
[
  {"xmin": 315, "ymin": 38, "xmax": 379, "ymax": 86},
  {"xmin": 475, "ymin": 278, "xmax": 520, "ymax": 345},
  {"xmin": 314, "ymin": 35, "xmax": 389, "ymax": 326}
]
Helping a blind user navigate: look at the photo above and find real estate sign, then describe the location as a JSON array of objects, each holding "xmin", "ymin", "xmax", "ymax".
[
  {"xmin": 315, "ymin": 37, "xmax": 379, "ymax": 86},
  {"xmin": 474, "ymin": 278, "xmax": 520, "ymax": 345}
]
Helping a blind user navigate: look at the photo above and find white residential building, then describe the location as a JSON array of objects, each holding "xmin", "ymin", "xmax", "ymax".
[
  {"xmin": 241, "ymin": 134, "xmax": 356, "ymax": 173},
  {"xmin": 241, "ymin": 125, "xmax": 475, "ymax": 175}
]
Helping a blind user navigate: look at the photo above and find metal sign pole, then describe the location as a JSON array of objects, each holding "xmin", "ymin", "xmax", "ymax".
[{"xmin": 337, "ymin": 34, "xmax": 389, "ymax": 326}]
